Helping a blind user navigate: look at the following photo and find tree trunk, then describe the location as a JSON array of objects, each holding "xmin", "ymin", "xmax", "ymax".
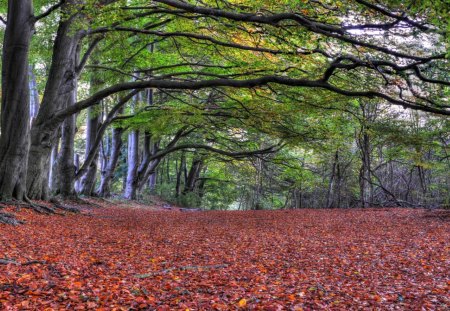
[
  {"xmin": 29, "ymin": 65, "xmax": 40, "ymax": 122},
  {"xmin": 53, "ymin": 66, "xmax": 79, "ymax": 198},
  {"xmin": 79, "ymin": 106, "xmax": 101, "ymax": 195},
  {"xmin": 54, "ymin": 113, "xmax": 77, "ymax": 197},
  {"xmin": 0, "ymin": 0, "xmax": 33, "ymax": 201},
  {"xmin": 48, "ymin": 141, "xmax": 59, "ymax": 192},
  {"xmin": 359, "ymin": 132, "xmax": 373, "ymax": 208},
  {"xmin": 97, "ymin": 123, "xmax": 124, "ymax": 197},
  {"xmin": 74, "ymin": 153, "xmax": 81, "ymax": 192},
  {"xmin": 183, "ymin": 157, "xmax": 203, "ymax": 195},
  {"xmin": 135, "ymin": 134, "xmax": 162, "ymax": 193},
  {"xmin": 27, "ymin": 1, "xmax": 81, "ymax": 199},
  {"xmin": 175, "ymin": 152, "xmax": 186, "ymax": 197},
  {"xmin": 148, "ymin": 172, "xmax": 157, "ymax": 192},
  {"xmin": 124, "ymin": 130, "xmax": 139, "ymax": 199},
  {"xmin": 326, "ymin": 151, "xmax": 338, "ymax": 208}
]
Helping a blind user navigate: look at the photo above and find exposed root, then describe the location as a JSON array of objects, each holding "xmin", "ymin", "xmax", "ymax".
[
  {"xmin": 23, "ymin": 196, "xmax": 57, "ymax": 214},
  {"xmin": 0, "ymin": 196, "xmax": 85, "ymax": 225},
  {"xmin": 50, "ymin": 198, "xmax": 80, "ymax": 213},
  {"xmin": 72, "ymin": 197, "xmax": 103, "ymax": 208},
  {"xmin": 0, "ymin": 212, "xmax": 24, "ymax": 225}
]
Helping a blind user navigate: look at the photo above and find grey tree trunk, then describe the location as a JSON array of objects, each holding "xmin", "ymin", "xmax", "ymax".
[
  {"xmin": 357, "ymin": 103, "xmax": 377, "ymax": 208},
  {"xmin": 137, "ymin": 157, "xmax": 161, "ymax": 192},
  {"xmin": 182, "ymin": 157, "xmax": 204, "ymax": 195},
  {"xmin": 53, "ymin": 81, "xmax": 78, "ymax": 197},
  {"xmin": 29, "ymin": 65, "xmax": 40, "ymax": 122},
  {"xmin": 135, "ymin": 134, "xmax": 162, "ymax": 193},
  {"xmin": 54, "ymin": 114, "xmax": 77, "ymax": 197},
  {"xmin": 326, "ymin": 152, "xmax": 338, "ymax": 208},
  {"xmin": 79, "ymin": 106, "xmax": 101, "ymax": 195},
  {"xmin": 0, "ymin": 0, "xmax": 33, "ymax": 201},
  {"xmin": 148, "ymin": 172, "xmax": 157, "ymax": 192},
  {"xmin": 48, "ymin": 142, "xmax": 59, "ymax": 192},
  {"xmin": 359, "ymin": 131, "xmax": 374, "ymax": 208},
  {"xmin": 175, "ymin": 152, "xmax": 186, "ymax": 197},
  {"xmin": 27, "ymin": 1, "xmax": 82, "ymax": 199},
  {"xmin": 97, "ymin": 124, "xmax": 124, "ymax": 197},
  {"xmin": 124, "ymin": 130, "xmax": 140, "ymax": 199}
]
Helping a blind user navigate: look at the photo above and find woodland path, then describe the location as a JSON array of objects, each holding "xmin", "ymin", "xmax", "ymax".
[{"xmin": 0, "ymin": 202, "xmax": 449, "ymax": 310}]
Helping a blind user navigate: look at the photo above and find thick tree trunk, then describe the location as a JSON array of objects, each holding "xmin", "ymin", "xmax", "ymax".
[
  {"xmin": 27, "ymin": 2, "xmax": 81, "ymax": 199},
  {"xmin": 79, "ymin": 107, "xmax": 101, "ymax": 195},
  {"xmin": 0, "ymin": 0, "xmax": 33, "ymax": 201},
  {"xmin": 54, "ymin": 113, "xmax": 77, "ymax": 197},
  {"xmin": 53, "ymin": 69, "xmax": 79, "ymax": 197}
]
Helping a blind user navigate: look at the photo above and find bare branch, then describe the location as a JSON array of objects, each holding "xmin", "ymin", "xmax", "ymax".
[{"xmin": 35, "ymin": 0, "xmax": 66, "ymax": 21}]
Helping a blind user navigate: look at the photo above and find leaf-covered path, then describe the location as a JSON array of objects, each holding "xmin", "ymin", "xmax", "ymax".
[{"xmin": 1, "ymin": 204, "xmax": 449, "ymax": 310}]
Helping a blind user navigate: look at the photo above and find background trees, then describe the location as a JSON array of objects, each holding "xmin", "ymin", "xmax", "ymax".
[{"xmin": 0, "ymin": 0, "xmax": 448, "ymax": 219}]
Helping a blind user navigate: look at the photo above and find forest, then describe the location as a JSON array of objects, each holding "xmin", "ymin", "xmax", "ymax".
[
  {"xmin": 0, "ymin": 0, "xmax": 449, "ymax": 309},
  {"xmin": 0, "ymin": 0, "xmax": 448, "ymax": 215}
]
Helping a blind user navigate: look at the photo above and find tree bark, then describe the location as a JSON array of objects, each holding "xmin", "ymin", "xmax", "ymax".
[
  {"xmin": 0, "ymin": 0, "xmax": 33, "ymax": 201},
  {"xmin": 27, "ymin": 1, "xmax": 82, "ymax": 199},
  {"xmin": 182, "ymin": 157, "xmax": 204, "ymax": 195},
  {"xmin": 124, "ymin": 130, "xmax": 139, "ymax": 199},
  {"xmin": 358, "ymin": 132, "xmax": 373, "ymax": 208},
  {"xmin": 29, "ymin": 65, "xmax": 40, "ymax": 122},
  {"xmin": 326, "ymin": 151, "xmax": 338, "ymax": 208},
  {"xmin": 54, "ymin": 112, "xmax": 77, "ymax": 197},
  {"xmin": 79, "ymin": 106, "xmax": 101, "ymax": 195},
  {"xmin": 97, "ymin": 123, "xmax": 124, "ymax": 197},
  {"xmin": 175, "ymin": 152, "xmax": 186, "ymax": 197},
  {"xmin": 48, "ymin": 141, "xmax": 59, "ymax": 192}
]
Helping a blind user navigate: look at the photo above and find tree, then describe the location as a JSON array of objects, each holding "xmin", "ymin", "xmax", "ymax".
[{"xmin": 0, "ymin": 0, "xmax": 448, "ymax": 222}]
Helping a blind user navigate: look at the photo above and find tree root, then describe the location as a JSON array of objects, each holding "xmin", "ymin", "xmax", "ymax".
[
  {"xmin": 0, "ymin": 196, "xmax": 84, "ymax": 225},
  {"xmin": 49, "ymin": 198, "xmax": 80, "ymax": 213},
  {"xmin": 23, "ymin": 196, "xmax": 57, "ymax": 214},
  {"xmin": 71, "ymin": 197, "xmax": 103, "ymax": 208},
  {"xmin": 0, "ymin": 211, "xmax": 24, "ymax": 225}
]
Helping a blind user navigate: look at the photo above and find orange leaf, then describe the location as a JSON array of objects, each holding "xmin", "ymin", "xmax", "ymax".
[{"xmin": 238, "ymin": 298, "xmax": 247, "ymax": 307}]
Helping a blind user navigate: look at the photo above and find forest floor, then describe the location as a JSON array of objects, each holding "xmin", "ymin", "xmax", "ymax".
[{"xmin": 0, "ymin": 201, "xmax": 449, "ymax": 310}]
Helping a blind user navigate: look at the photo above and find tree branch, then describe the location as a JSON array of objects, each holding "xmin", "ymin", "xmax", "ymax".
[
  {"xmin": 35, "ymin": 0, "xmax": 66, "ymax": 21},
  {"xmin": 75, "ymin": 90, "xmax": 139, "ymax": 179},
  {"xmin": 46, "ymin": 76, "xmax": 449, "ymax": 129}
]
